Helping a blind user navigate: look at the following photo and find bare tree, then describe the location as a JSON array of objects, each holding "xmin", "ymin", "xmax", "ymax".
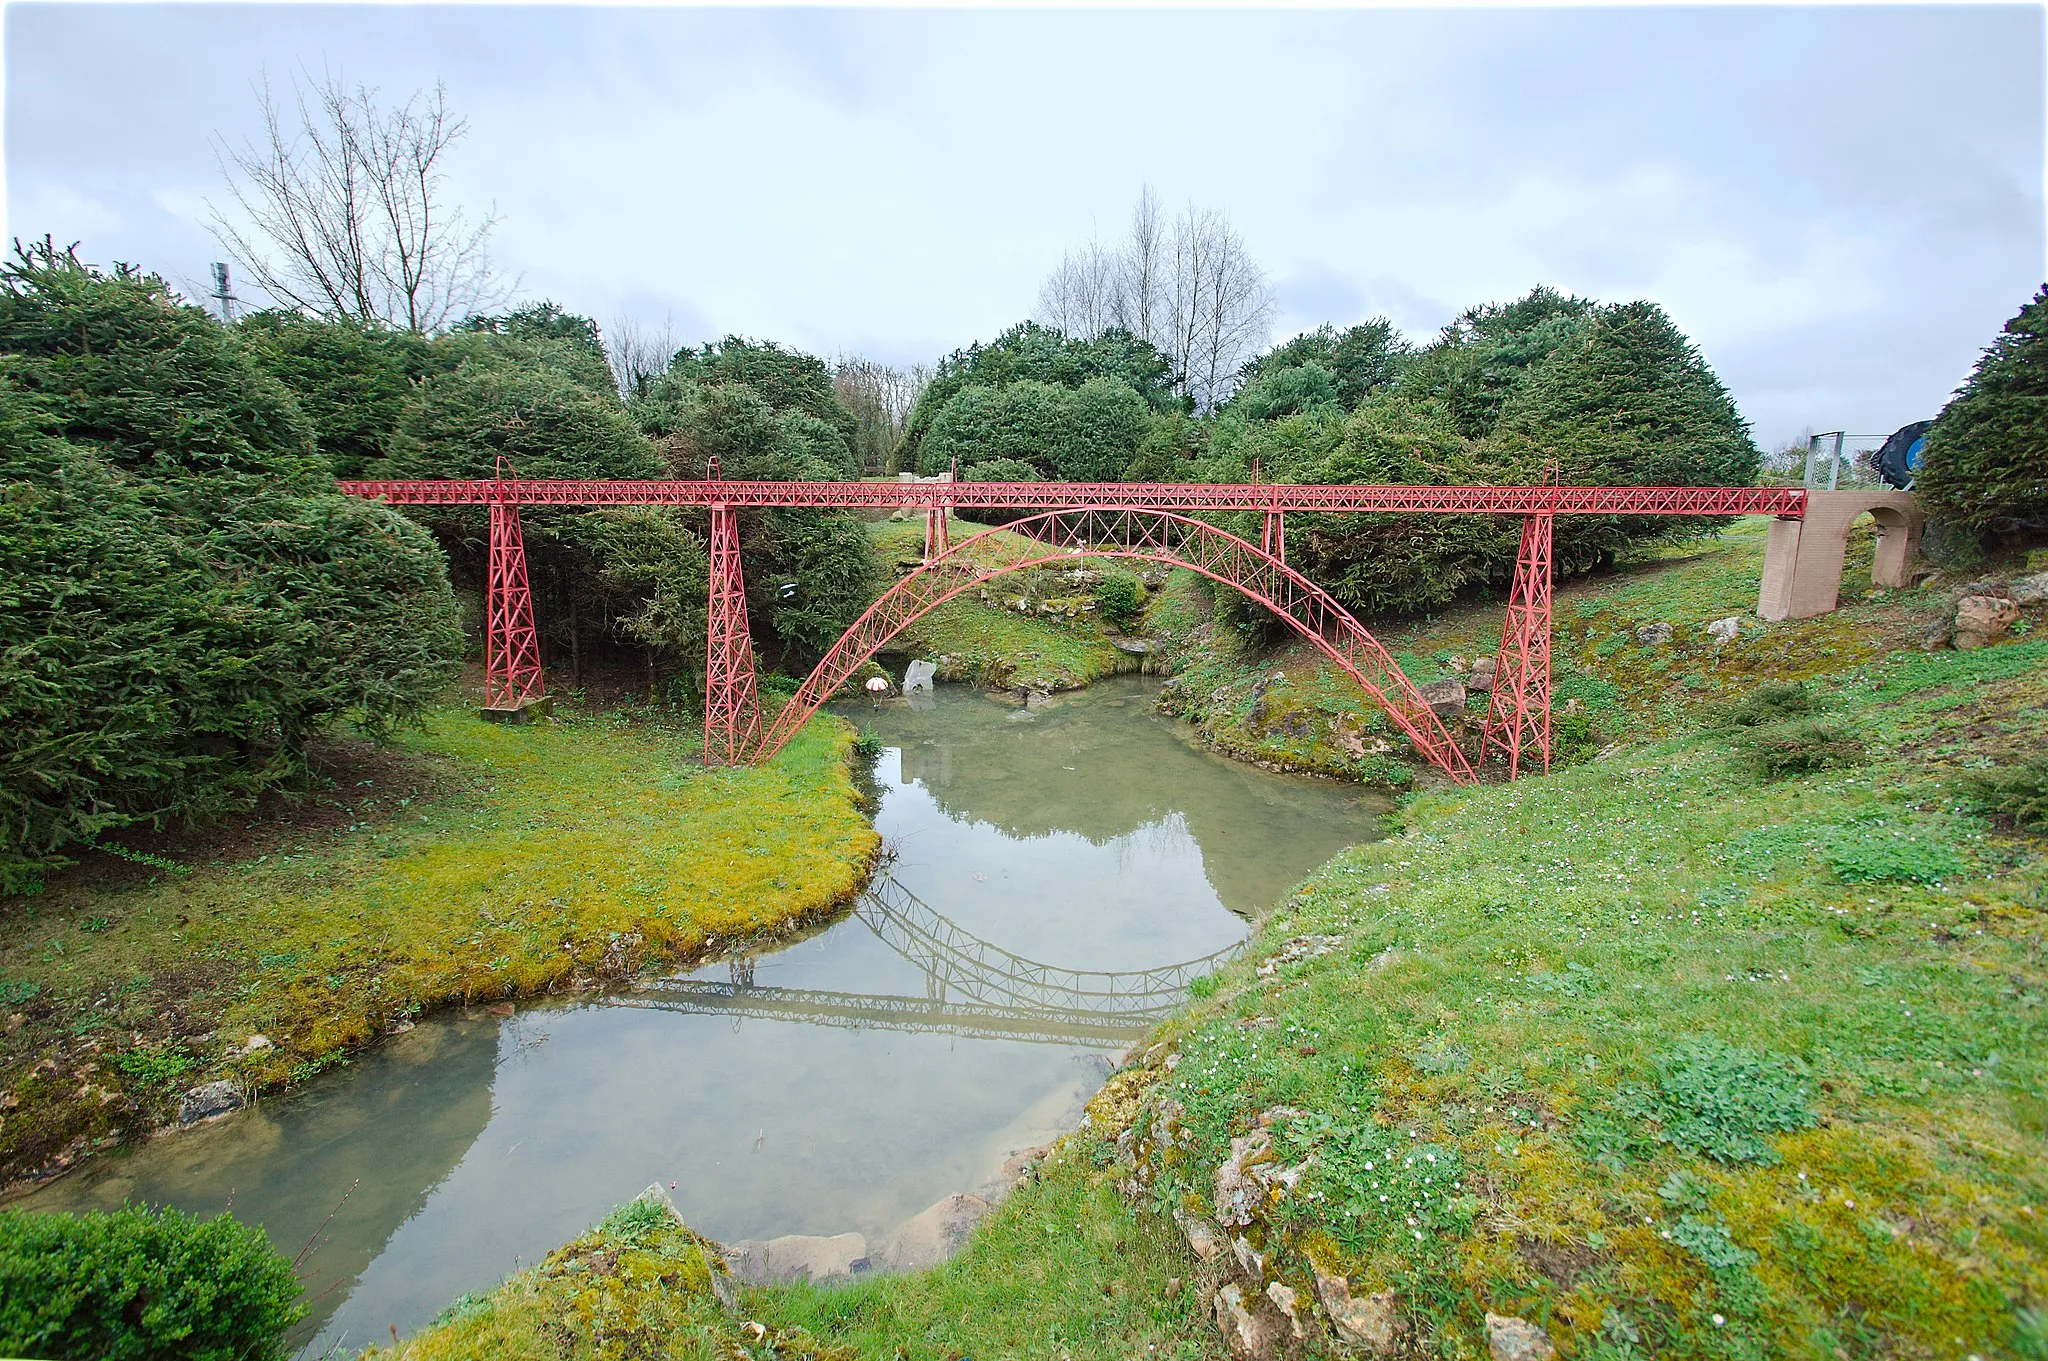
[
  {"xmin": 605, "ymin": 311, "xmax": 680, "ymax": 399},
  {"xmin": 1175, "ymin": 207, "xmax": 1273, "ymax": 412},
  {"xmin": 1036, "ymin": 237, "xmax": 1120, "ymax": 341},
  {"xmin": 835, "ymin": 357, "xmax": 930, "ymax": 474},
  {"xmin": 1112, "ymin": 185, "xmax": 1167, "ymax": 347},
  {"xmin": 1033, "ymin": 185, "xmax": 1272, "ymax": 411},
  {"xmin": 209, "ymin": 70, "xmax": 509, "ymax": 332}
]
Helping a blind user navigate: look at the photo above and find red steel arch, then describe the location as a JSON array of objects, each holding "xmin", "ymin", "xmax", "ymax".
[{"xmin": 749, "ymin": 508, "xmax": 1477, "ymax": 783}]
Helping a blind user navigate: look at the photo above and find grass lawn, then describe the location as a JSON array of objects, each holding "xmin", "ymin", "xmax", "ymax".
[
  {"xmin": 0, "ymin": 706, "xmax": 877, "ymax": 1189},
  {"xmin": 866, "ymin": 516, "xmax": 1133, "ymax": 693}
]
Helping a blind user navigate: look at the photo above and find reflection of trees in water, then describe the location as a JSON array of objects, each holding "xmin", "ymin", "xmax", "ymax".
[
  {"xmin": 293, "ymin": 1018, "xmax": 503, "ymax": 1348},
  {"xmin": 633, "ymin": 872, "xmax": 1242, "ymax": 1048}
]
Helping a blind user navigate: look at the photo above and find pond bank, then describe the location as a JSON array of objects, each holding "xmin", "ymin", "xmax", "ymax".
[
  {"xmin": 0, "ymin": 708, "xmax": 879, "ymax": 1193},
  {"xmin": 367, "ymin": 551, "xmax": 2048, "ymax": 1361},
  {"xmin": 29, "ymin": 677, "xmax": 1381, "ymax": 1355}
]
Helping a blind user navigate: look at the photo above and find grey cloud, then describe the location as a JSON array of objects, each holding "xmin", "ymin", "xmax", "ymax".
[{"xmin": 6, "ymin": 4, "xmax": 2039, "ymax": 448}]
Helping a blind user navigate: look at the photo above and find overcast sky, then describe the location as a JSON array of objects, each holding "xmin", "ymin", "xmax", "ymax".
[{"xmin": 5, "ymin": 3, "xmax": 2042, "ymax": 449}]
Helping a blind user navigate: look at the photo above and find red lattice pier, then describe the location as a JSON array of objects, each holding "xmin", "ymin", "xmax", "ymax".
[{"xmin": 338, "ymin": 477, "xmax": 1807, "ymax": 783}]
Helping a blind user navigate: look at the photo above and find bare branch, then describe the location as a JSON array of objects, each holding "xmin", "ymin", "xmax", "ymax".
[{"xmin": 206, "ymin": 69, "xmax": 505, "ymax": 331}]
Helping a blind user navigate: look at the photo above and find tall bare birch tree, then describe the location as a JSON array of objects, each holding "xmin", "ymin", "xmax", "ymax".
[
  {"xmin": 1034, "ymin": 185, "xmax": 1271, "ymax": 411},
  {"xmin": 209, "ymin": 71, "xmax": 509, "ymax": 332}
]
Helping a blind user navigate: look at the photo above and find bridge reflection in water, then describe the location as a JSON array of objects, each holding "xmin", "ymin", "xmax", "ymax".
[{"xmin": 621, "ymin": 872, "xmax": 1241, "ymax": 1048}]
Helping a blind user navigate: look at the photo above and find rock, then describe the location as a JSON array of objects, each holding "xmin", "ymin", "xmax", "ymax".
[
  {"xmin": 2011, "ymin": 571, "xmax": 2048, "ymax": 607},
  {"xmin": 487, "ymin": 1001, "xmax": 515, "ymax": 1018},
  {"xmin": 1954, "ymin": 595, "xmax": 2020, "ymax": 650},
  {"xmin": 1214, "ymin": 1284, "xmax": 1287, "ymax": 1361},
  {"xmin": 1416, "ymin": 678, "xmax": 1467, "ymax": 720},
  {"xmin": 1486, "ymin": 1312, "xmax": 1555, "ymax": 1361},
  {"xmin": 703, "ymin": 1245, "xmax": 740, "ymax": 1313},
  {"xmin": 238, "ymin": 1034, "xmax": 274, "ymax": 1055},
  {"xmin": 1313, "ymin": 1269, "xmax": 1397, "ymax": 1353},
  {"xmin": 1920, "ymin": 616, "xmax": 1955, "ymax": 650},
  {"xmin": 723, "ymin": 1232, "xmax": 868, "ymax": 1285},
  {"xmin": 1174, "ymin": 1207, "xmax": 1224, "ymax": 1261},
  {"xmin": 177, "ymin": 1080, "xmax": 244, "ymax": 1126},
  {"xmin": 1466, "ymin": 669, "xmax": 1495, "ymax": 694},
  {"xmin": 1636, "ymin": 622, "xmax": 1673, "ymax": 646},
  {"xmin": 1230, "ymin": 1233, "xmax": 1266, "ymax": 1282},
  {"xmin": 903, "ymin": 659, "xmax": 937, "ymax": 693},
  {"xmin": 999, "ymin": 1144, "xmax": 1052, "ymax": 1182},
  {"xmin": 1706, "ymin": 616, "xmax": 1741, "ymax": 644},
  {"xmin": 1471, "ymin": 656, "xmax": 1498, "ymax": 676},
  {"xmin": 1215, "ymin": 1130, "xmax": 1273, "ymax": 1227},
  {"xmin": 1166, "ymin": 1276, "xmax": 1183, "ymax": 1299},
  {"xmin": 870, "ymin": 1192, "xmax": 989, "ymax": 1272},
  {"xmin": 1958, "ymin": 578, "xmax": 2009, "ymax": 599},
  {"xmin": 1266, "ymin": 1281, "xmax": 1305, "ymax": 1339}
]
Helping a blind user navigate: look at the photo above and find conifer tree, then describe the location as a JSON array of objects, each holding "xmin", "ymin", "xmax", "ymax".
[{"xmin": 1918, "ymin": 285, "xmax": 2048, "ymax": 536}]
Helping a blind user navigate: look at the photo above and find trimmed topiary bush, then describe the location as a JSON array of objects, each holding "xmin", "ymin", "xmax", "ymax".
[{"xmin": 0, "ymin": 1205, "xmax": 304, "ymax": 1360}]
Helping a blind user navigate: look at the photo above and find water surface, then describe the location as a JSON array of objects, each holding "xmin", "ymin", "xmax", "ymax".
[{"xmin": 25, "ymin": 677, "xmax": 1384, "ymax": 1354}]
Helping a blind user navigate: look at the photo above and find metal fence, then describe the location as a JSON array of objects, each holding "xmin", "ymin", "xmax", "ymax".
[{"xmin": 1803, "ymin": 432, "xmax": 1891, "ymax": 491}]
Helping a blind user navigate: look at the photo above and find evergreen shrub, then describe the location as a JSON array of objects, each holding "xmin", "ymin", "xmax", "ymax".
[
  {"xmin": 1919, "ymin": 284, "xmax": 2048, "ymax": 537},
  {"xmin": 1094, "ymin": 572, "xmax": 1144, "ymax": 631},
  {"xmin": 1738, "ymin": 719, "xmax": 1864, "ymax": 780},
  {"xmin": 0, "ymin": 1205, "xmax": 303, "ymax": 1361},
  {"xmin": 1964, "ymin": 754, "xmax": 2048, "ymax": 832}
]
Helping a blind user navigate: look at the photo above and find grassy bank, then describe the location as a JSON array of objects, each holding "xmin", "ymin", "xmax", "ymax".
[
  {"xmin": 0, "ymin": 707, "xmax": 878, "ymax": 1189},
  {"xmin": 376, "ymin": 532, "xmax": 2045, "ymax": 1361},
  {"xmin": 1154, "ymin": 518, "xmax": 1939, "ymax": 782},
  {"xmin": 867, "ymin": 517, "xmax": 1134, "ymax": 693}
]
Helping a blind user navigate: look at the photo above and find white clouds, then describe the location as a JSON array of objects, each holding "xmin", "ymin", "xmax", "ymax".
[{"xmin": 4, "ymin": 4, "xmax": 2039, "ymax": 447}]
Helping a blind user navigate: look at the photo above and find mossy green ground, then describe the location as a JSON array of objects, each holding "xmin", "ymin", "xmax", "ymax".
[
  {"xmin": 380, "ymin": 525, "xmax": 2045, "ymax": 1361},
  {"xmin": 0, "ymin": 707, "xmax": 877, "ymax": 1189},
  {"xmin": 866, "ymin": 517, "xmax": 1132, "ymax": 692}
]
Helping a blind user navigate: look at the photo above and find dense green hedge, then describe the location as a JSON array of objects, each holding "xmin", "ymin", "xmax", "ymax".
[
  {"xmin": 0, "ymin": 246, "xmax": 464, "ymax": 890},
  {"xmin": 0, "ymin": 1205, "xmax": 303, "ymax": 1361},
  {"xmin": 1920, "ymin": 284, "xmax": 2048, "ymax": 538},
  {"xmin": 1205, "ymin": 289, "xmax": 1760, "ymax": 622}
]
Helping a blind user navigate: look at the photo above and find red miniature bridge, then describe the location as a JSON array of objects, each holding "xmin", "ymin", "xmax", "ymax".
[{"xmin": 337, "ymin": 475, "xmax": 1806, "ymax": 783}]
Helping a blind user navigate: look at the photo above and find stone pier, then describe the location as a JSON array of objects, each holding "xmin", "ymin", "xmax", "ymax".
[{"xmin": 1758, "ymin": 490, "xmax": 1923, "ymax": 621}]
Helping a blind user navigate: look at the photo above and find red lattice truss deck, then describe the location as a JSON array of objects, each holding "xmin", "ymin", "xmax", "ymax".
[{"xmin": 341, "ymin": 477, "xmax": 1805, "ymax": 782}]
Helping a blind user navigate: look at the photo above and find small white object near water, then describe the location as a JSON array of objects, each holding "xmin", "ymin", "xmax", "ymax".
[
  {"xmin": 864, "ymin": 676, "xmax": 889, "ymax": 694},
  {"xmin": 903, "ymin": 659, "xmax": 938, "ymax": 693}
]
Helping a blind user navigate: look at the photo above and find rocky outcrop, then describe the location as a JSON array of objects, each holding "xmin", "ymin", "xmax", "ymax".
[
  {"xmin": 177, "ymin": 1080, "xmax": 244, "ymax": 1126},
  {"xmin": 869, "ymin": 1192, "xmax": 990, "ymax": 1272},
  {"xmin": 1486, "ymin": 1312, "xmax": 1556, "ymax": 1361},
  {"xmin": 723, "ymin": 1232, "xmax": 869, "ymax": 1286},
  {"xmin": 1416, "ymin": 678, "xmax": 1466, "ymax": 720},
  {"xmin": 1954, "ymin": 595, "xmax": 2021, "ymax": 650},
  {"xmin": 1636, "ymin": 622, "xmax": 1673, "ymax": 646},
  {"xmin": 1314, "ymin": 1269, "xmax": 1398, "ymax": 1353},
  {"xmin": 1214, "ymin": 1283, "xmax": 1290, "ymax": 1361}
]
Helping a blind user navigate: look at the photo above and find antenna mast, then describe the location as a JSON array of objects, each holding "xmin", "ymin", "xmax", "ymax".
[{"xmin": 210, "ymin": 262, "xmax": 238, "ymax": 324}]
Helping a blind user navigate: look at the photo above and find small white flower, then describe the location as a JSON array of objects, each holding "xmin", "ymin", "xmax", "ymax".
[{"xmin": 1711, "ymin": 1314, "xmax": 1725, "ymax": 1328}]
